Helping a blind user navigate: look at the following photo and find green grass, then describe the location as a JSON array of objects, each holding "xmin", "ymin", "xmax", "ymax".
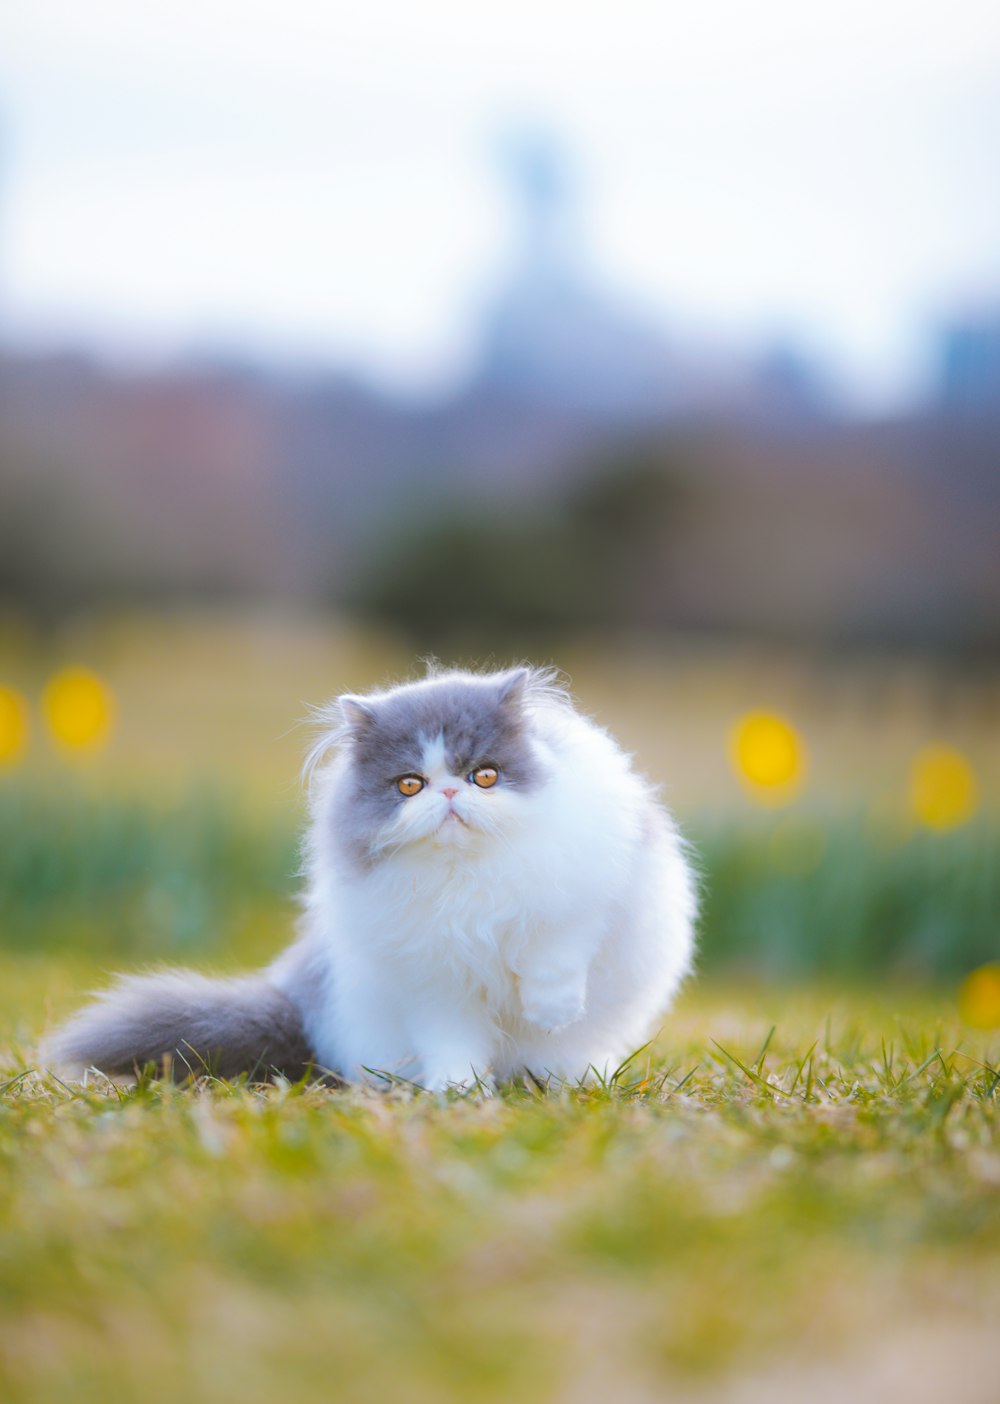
[
  {"xmin": 2, "ymin": 779, "xmax": 998, "ymax": 1400},
  {"xmin": 1, "ymin": 978, "xmax": 998, "ymax": 1404}
]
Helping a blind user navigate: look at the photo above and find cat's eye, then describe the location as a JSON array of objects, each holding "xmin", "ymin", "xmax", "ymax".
[
  {"xmin": 470, "ymin": 766, "xmax": 499, "ymax": 789},
  {"xmin": 396, "ymin": 775, "xmax": 425, "ymax": 797}
]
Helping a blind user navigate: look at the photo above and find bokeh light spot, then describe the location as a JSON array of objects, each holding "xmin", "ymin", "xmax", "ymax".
[
  {"xmin": 0, "ymin": 686, "xmax": 30, "ymax": 765},
  {"xmin": 42, "ymin": 668, "xmax": 116, "ymax": 752},
  {"xmin": 958, "ymin": 964, "xmax": 1000, "ymax": 1030},
  {"xmin": 729, "ymin": 711, "xmax": 806, "ymax": 804},
  {"xmin": 909, "ymin": 745, "xmax": 977, "ymax": 830}
]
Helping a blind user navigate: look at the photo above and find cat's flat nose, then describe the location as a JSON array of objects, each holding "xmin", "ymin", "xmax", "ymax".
[{"xmin": 441, "ymin": 787, "xmax": 458, "ymax": 800}]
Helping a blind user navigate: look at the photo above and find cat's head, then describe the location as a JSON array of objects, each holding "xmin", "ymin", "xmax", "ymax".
[{"xmin": 310, "ymin": 667, "xmax": 561, "ymax": 867}]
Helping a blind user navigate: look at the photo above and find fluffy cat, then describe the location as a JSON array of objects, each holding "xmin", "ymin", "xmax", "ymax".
[{"xmin": 46, "ymin": 666, "xmax": 697, "ymax": 1089}]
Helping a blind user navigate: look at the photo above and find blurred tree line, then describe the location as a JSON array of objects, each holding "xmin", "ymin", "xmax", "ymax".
[
  {"xmin": 2, "ymin": 349, "xmax": 998, "ymax": 654},
  {"xmin": 347, "ymin": 452, "xmax": 699, "ymax": 650}
]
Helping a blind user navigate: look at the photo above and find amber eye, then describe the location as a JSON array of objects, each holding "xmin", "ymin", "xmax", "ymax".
[
  {"xmin": 396, "ymin": 775, "xmax": 425, "ymax": 797},
  {"xmin": 470, "ymin": 766, "xmax": 499, "ymax": 789}
]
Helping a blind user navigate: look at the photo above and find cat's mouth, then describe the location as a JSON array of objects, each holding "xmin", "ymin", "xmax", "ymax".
[{"xmin": 432, "ymin": 807, "xmax": 472, "ymax": 840}]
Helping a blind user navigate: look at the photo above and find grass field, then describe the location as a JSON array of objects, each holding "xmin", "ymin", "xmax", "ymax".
[
  {"xmin": 1, "ymin": 975, "xmax": 998, "ymax": 1404},
  {"xmin": 2, "ymin": 611, "xmax": 998, "ymax": 1402}
]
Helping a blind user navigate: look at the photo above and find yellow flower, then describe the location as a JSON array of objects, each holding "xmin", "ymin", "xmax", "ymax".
[
  {"xmin": 909, "ymin": 745, "xmax": 977, "ymax": 830},
  {"xmin": 958, "ymin": 964, "xmax": 1000, "ymax": 1031},
  {"xmin": 729, "ymin": 711, "xmax": 806, "ymax": 804},
  {"xmin": 0, "ymin": 686, "xmax": 30, "ymax": 765},
  {"xmin": 42, "ymin": 667, "xmax": 116, "ymax": 752}
]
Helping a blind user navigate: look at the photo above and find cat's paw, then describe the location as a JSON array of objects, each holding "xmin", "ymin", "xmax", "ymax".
[
  {"xmin": 520, "ymin": 988, "xmax": 586, "ymax": 1034},
  {"xmin": 421, "ymin": 1064, "xmax": 494, "ymax": 1095}
]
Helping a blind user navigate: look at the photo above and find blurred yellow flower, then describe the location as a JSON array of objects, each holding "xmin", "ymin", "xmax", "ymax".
[
  {"xmin": 909, "ymin": 744, "xmax": 977, "ymax": 830},
  {"xmin": 729, "ymin": 711, "xmax": 806, "ymax": 804},
  {"xmin": 0, "ymin": 686, "xmax": 30, "ymax": 765},
  {"xmin": 958, "ymin": 964, "xmax": 1000, "ymax": 1030},
  {"xmin": 42, "ymin": 667, "xmax": 116, "ymax": 752}
]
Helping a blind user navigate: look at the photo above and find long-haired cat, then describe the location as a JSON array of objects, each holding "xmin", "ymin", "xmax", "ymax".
[{"xmin": 46, "ymin": 666, "xmax": 697, "ymax": 1089}]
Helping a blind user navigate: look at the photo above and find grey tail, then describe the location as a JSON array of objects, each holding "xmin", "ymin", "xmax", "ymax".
[{"xmin": 43, "ymin": 970, "xmax": 320, "ymax": 1083}]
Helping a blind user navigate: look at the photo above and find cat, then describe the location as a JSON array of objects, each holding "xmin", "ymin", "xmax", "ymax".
[{"xmin": 45, "ymin": 665, "xmax": 697, "ymax": 1089}]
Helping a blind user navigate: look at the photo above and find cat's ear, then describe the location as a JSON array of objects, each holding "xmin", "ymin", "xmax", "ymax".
[
  {"xmin": 303, "ymin": 693, "xmax": 379, "ymax": 782},
  {"xmin": 497, "ymin": 668, "xmax": 530, "ymax": 709},
  {"xmin": 338, "ymin": 695, "xmax": 378, "ymax": 739}
]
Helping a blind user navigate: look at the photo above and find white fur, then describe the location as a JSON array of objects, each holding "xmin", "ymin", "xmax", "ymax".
[{"xmin": 270, "ymin": 683, "xmax": 697, "ymax": 1090}]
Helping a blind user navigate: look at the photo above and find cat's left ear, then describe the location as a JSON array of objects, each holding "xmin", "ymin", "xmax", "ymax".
[{"xmin": 496, "ymin": 668, "xmax": 530, "ymax": 709}]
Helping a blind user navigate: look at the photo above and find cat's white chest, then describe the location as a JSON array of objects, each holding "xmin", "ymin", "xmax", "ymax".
[{"xmin": 353, "ymin": 846, "xmax": 530, "ymax": 989}]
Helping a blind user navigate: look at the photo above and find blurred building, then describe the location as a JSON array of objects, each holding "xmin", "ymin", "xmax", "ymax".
[
  {"xmin": 469, "ymin": 134, "xmax": 828, "ymax": 429},
  {"xmin": 473, "ymin": 136, "xmax": 675, "ymax": 421},
  {"xmin": 938, "ymin": 309, "xmax": 1000, "ymax": 410}
]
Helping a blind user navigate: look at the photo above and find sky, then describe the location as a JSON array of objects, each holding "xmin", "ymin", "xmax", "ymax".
[{"xmin": 1, "ymin": 1, "xmax": 999, "ymax": 409}]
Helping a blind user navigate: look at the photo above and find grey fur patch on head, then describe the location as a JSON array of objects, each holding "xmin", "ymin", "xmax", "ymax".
[{"xmin": 314, "ymin": 665, "xmax": 563, "ymax": 868}]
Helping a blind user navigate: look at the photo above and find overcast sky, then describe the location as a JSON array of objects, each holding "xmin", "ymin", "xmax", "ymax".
[{"xmin": 2, "ymin": 1, "xmax": 999, "ymax": 409}]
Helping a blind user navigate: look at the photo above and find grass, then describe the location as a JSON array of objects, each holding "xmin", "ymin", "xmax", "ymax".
[
  {"xmin": 1, "ymin": 977, "xmax": 998, "ymax": 1404},
  {"xmin": 0, "ymin": 785, "xmax": 996, "ymax": 1402}
]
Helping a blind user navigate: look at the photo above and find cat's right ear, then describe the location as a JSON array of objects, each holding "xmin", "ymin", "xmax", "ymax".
[
  {"xmin": 338, "ymin": 695, "xmax": 378, "ymax": 740},
  {"xmin": 303, "ymin": 694, "xmax": 379, "ymax": 783}
]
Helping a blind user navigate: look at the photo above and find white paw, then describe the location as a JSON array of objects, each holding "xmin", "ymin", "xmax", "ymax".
[
  {"xmin": 520, "ymin": 988, "xmax": 586, "ymax": 1034},
  {"xmin": 421, "ymin": 1065, "xmax": 493, "ymax": 1094}
]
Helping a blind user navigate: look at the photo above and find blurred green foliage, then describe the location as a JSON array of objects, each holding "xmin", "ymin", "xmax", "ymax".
[
  {"xmin": 349, "ymin": 453, "xmax": 697, "ymax": 648},
  {"xmin": 1, "ymin": 783, "xmax": 994, "ymax": 979},
  {"xmin": 0, "ymin": 785, "xmax": 300, "ymax": 960},
  {"xmin": 694, "ymin": 821, "xmax": 999, "ymax": 980}
]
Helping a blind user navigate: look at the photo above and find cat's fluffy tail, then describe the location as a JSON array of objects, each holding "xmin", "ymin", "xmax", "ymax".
[{"xmin": 43, "ymin": 970, "xmax": 318, "ymax": 1082}]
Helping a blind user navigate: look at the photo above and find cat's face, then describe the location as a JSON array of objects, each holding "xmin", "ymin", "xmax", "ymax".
[{"xmin": 328, "ymin": 670, "xmax": 547, "ymax": 867}]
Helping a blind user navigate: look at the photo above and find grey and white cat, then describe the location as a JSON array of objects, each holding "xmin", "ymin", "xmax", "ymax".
[{"xmin": 46, "ymin": 666, "xmax": 697, "ymax": 1089}]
